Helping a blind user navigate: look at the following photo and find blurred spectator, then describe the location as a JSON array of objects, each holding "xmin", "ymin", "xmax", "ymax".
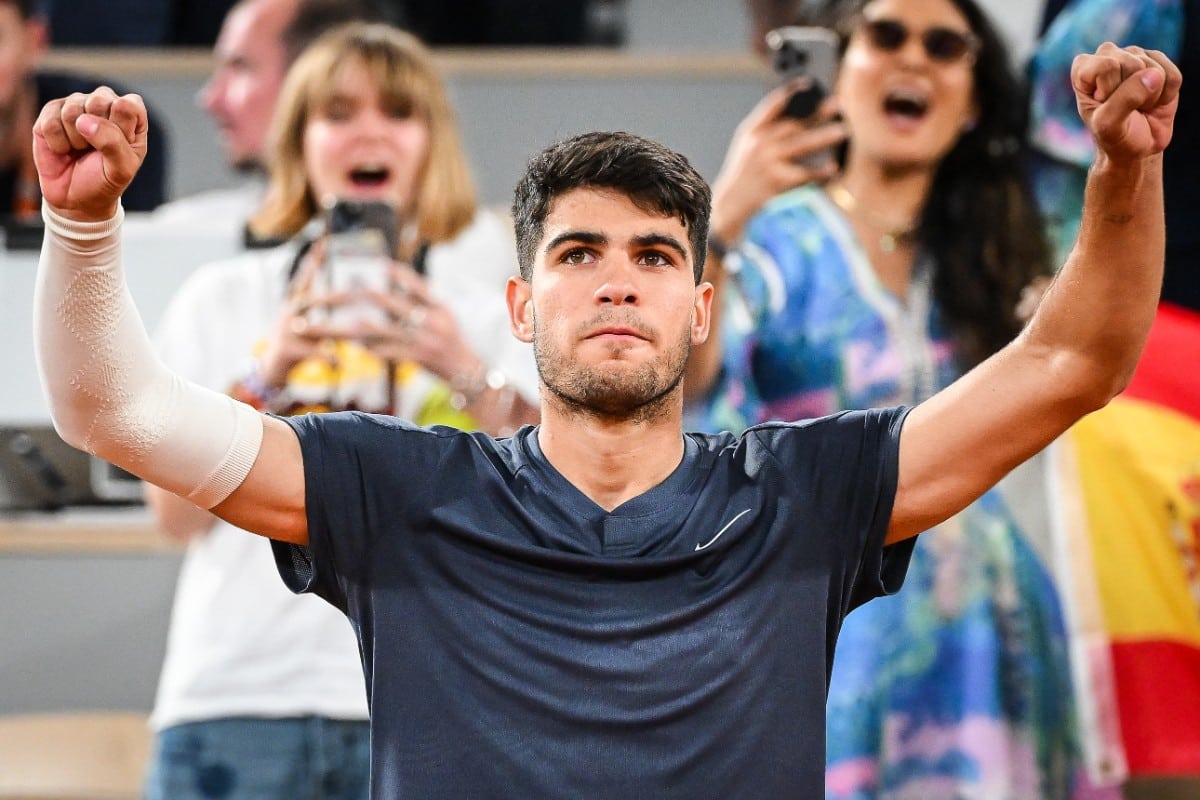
[
  {"xmin": 152, "ymin": 0, "xmax": 380, "ymax": 244},
  {"xmin": 202, "ymin": 0, "xmax": 381, "ymax": 173},
  {"xmin": 0, "ymin": 0, "xmax": 166, "ymax": 219}
]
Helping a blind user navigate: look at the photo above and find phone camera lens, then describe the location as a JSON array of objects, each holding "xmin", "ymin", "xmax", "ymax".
[{"xmin": 776, "ymin": 49, "xmax": 808, "ymax": 72}]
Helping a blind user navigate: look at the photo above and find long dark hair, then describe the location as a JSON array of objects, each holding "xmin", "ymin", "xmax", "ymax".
[{"xmin": 815, "ymin": 0, "xmax": 1052, "ymax": 367}]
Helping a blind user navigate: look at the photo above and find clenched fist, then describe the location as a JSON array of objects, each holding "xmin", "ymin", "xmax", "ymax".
[
  {"xmin": 32, "ymin": 86, "xmax": 148, "ymax": 222},
  {"xmin": 1073, "ymin": 43, "xmax": 1181, "ymax": 165}
]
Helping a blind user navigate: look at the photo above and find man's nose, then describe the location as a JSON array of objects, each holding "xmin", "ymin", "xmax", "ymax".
[
  {"xmin": 197, "ymin": 72, "xmax": 223, "ymax": 113},
  {"xmin": 594, "ymin": 258, "xmax": 640, "ymax": 305}
]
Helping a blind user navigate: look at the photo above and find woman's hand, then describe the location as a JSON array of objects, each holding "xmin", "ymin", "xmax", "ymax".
[
  {"xmin": 710, "ymin": 81, "xmax": 847, "ymax": 244},
  {"xmin": 257, "ymin": 242, "xmax": 343, "ymax": 389},
  {"xmin": 359, "ymin": 264, "xmax": 484, "ymax": 384},
  {"xmin": 685, "ymin": 82, "xmax": 846, "ymax": 402},
  {"xmin": 259, "ymin": 245, "xmax": 487, "ymax": 392}
]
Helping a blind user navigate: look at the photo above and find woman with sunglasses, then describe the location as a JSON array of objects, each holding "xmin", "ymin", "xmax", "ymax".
[{"xmin": 686, "ymin": 0, "xmax": 1078, "ymax": 796}]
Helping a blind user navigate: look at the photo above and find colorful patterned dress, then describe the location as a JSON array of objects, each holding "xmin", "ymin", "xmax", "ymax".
[
  {"xmin": 1027, "ymin": 0, "xmax": 1182, "ymax": 265},
  {"xmin": 689, "ymin": 185, "xmax": 1083, "ymax": 799}
]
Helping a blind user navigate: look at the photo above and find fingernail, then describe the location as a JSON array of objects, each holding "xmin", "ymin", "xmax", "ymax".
[
  {"xmin": 76, "ymin": 114, "xmax": 98, "ymax": 136},
  {"xmin": 1140, "ymin": 70, "xmax": 1163, "ymax": 90}
]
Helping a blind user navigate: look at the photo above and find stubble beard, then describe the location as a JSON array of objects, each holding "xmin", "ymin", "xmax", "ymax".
[{"xmin": 533, "ymin": 313, "xmax": 692, "ymax": 424}]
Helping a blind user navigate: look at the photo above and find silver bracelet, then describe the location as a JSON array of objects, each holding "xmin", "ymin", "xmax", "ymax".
[{"xmin": 449, "ymin": 366, "xmax": 507, "ymax": 412}]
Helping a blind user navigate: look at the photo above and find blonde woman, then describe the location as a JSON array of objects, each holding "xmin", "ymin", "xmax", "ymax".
[{"xmin": 143, "ymin": 23, "xmax": 537, "ymax": 799}]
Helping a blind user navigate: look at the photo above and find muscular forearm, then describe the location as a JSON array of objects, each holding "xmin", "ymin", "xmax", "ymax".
[
  {"xmin": 34, "ymin": 204, "xmax": 264, "ymax": 509},
  {"xmin": 1021, "ymin": 153, "xmax": 1164, "ymax": 404},
  {"xmin": 886, "ymin": 46, "xmax": 1178, "ymax": 544}
]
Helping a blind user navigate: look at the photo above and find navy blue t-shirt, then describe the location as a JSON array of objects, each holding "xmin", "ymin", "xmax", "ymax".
[{"xmin": 274, "ymin": 407, "xmax": 914, "ymax": 799}]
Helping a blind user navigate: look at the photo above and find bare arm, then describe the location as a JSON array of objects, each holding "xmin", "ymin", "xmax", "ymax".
[
  {"xmin": 145, "ymin": 486, "xmax": 214, "ymax": 543},
  {"xmin": 683, "ymin": 84, "xmax": 846, "ymax": 403},
  {"xmin": 887, "ymin": 45, "xmax": 1181, "ymax": 544},
  {"xmin": 146, "ymin": 448, "xmax": 306, "ymax": 543},
  {"xmin": 32, "ymin": 88, "xmax": 309, "ymax": 545}
]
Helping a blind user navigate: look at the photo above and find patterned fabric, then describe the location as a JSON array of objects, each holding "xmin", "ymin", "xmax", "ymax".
[
  {"xmin": 690, "ymin": 187, "xmax": 957, "ymax": 432},
  {"xmin": 1027, "ymin": 0, "xmax": 1183, "ymax": 264},
  {"xmin": 690, "ymin": 185, "xmax": 1084, "ymax": 798}
]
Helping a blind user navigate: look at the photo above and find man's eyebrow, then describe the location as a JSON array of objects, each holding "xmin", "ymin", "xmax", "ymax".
[
  {"xmin": 544, "ymin": 230, "xmax": 607, "ymax": 254},
  {"xmin": 542, "ymin": 230, "xmax": 689, "ymax": 261},
  {"xmin": 631, "ymin": 233, "xmax": 689, "ymax": 260}
]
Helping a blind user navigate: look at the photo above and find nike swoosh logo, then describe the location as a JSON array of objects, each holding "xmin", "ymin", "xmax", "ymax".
[{"xmin": 695, "ymin": 508, "xmax": 752, "ymax": 551}]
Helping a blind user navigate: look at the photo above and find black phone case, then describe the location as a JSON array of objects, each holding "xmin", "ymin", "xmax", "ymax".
[{"xmin": 326, "ymin": 199, "xmax": 400, "ymax": 260}]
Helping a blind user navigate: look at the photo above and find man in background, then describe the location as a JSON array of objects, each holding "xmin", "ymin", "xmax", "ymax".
[
  {"xmin": 0, "ymin": 0, "xmax": 165, "ymax": 220},
  {"xmin": 152, "ymin": 0, "xmax": 379, "ymax": 245}
]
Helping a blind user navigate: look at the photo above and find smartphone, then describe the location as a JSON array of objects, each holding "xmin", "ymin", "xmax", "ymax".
[
  {"xmin": 767, "ymin": 26, "xmax": 839, "ymax": 120},
  {"xmin": 321, "ymin": 199, "xmax": 399, "ymax": 329}
]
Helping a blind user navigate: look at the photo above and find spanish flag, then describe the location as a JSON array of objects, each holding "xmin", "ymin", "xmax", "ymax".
[{"xmin": 1050, "ymin": 302, "xmax": 1200, "ymax": 782}]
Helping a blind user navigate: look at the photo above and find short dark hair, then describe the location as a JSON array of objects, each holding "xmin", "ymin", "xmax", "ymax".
[
  {"xmin": 511, "ymin": 131, "xmax": 712, "ymax": 283},
  {"xmin": 281, "ymin": 0, "xmax": 381, "ymax": 64}
]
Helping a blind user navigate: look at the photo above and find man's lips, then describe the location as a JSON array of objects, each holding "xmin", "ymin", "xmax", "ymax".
[{"xmin": 586, "ymin": 326, "xmax": 647, "ymax": 340}]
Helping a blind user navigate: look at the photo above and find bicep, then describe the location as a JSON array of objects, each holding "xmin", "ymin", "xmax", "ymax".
[
  {"xmin": 211, "ymin": 415, "xmax": 309, "ymax": 546},
  {"xmin": 886, "ymin": 343, "xmax": 1096, "ymax": 544}
]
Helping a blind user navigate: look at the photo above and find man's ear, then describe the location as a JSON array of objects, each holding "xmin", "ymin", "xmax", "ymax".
[
  {"xmin": 506, "ymin": 276, "xmax": 534, "ymax": 343},
  {"xmin": 691, "ymin": 281, "xmax": 714, "ymax": 345}
]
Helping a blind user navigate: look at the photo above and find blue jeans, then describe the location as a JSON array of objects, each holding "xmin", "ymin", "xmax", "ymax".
[{"xmin": 144, "ymin": 716, "xmax": 370, "ymax": 800}]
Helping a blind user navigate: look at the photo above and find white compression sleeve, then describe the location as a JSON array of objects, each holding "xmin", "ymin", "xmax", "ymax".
[{"xmin": 34, "ymin": 204, "xmax": 263, "ymax": 509}]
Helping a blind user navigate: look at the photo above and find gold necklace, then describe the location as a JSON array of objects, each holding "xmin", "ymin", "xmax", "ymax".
[{"xmin": 826, "ymin": 183, "xmax": 917, "ymax": 253}]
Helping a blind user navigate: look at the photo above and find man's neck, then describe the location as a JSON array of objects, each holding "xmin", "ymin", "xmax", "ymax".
[{"xmin": 535, "ymin": 398, "xmax": 687, "ymax": 512}]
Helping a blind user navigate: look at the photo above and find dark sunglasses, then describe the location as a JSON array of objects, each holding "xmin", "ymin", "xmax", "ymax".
[{"xmin": 860, "ymin": 18, "xmax": 980, "ymax": 64}]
